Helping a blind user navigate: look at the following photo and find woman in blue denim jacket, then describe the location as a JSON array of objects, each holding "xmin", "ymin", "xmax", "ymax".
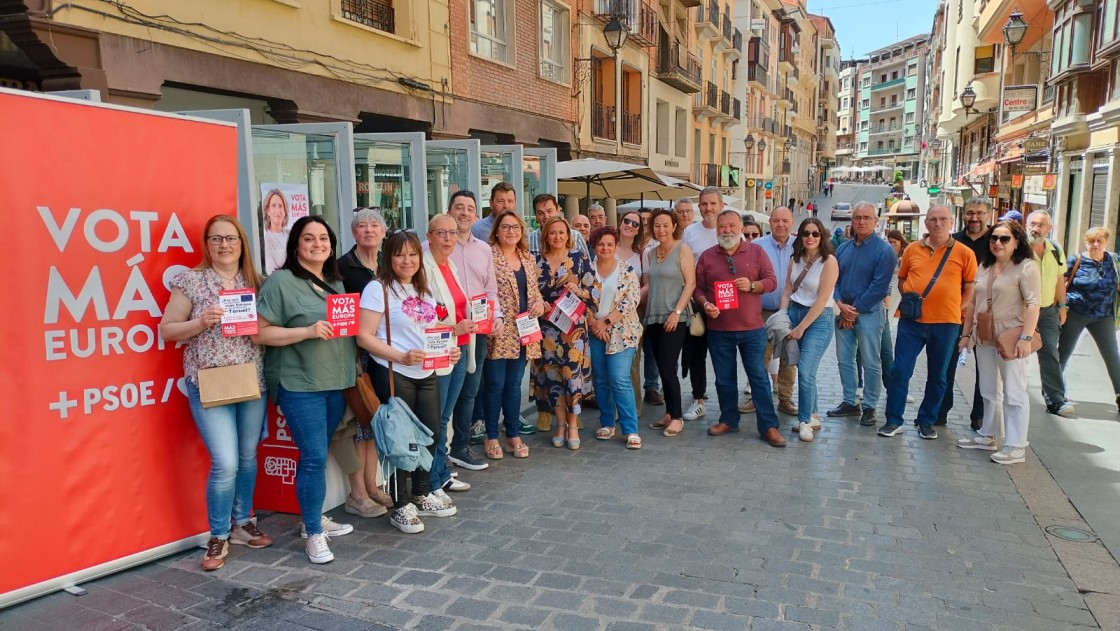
[{"xmin": 1058, "ymin": 226, "xmax": 1120, "ymax": 410}]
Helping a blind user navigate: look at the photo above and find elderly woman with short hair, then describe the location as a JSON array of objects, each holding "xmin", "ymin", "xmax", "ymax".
[{"xmin": 1059, "ymin": 226, "xmax": 1120, "ymax": 411}]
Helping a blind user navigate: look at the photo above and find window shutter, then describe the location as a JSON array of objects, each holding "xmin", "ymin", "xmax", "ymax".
[{"xmin": 1089, "ymin": 166, "xmax": 1109, "ymax": 229}]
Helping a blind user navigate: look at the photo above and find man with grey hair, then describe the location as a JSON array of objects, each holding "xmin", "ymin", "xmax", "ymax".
[
  {"xmin": 588, "ymin": 203, "xmax": 607, "ymax": 231},
  {"xmin": 1027, "ymin": 210, "xmax": 1075, "ymax": 417},
  {"xmin": 938, "ymin": 197, "xmax": 992, "ymax": 429},
  {"xmin": 755, "ymin": 206, "xmax": 799, "ymax": 416},
  {"xmin": 673, "ymin": 198, "xmax": 695, "ymax": 226},
  {"xmin": 828, "ymin": 201, "xmax": 897, "ymax": 427},
  {"xmin": 679, "ymin": 187, "xmax": 723, "ymax": 420}
]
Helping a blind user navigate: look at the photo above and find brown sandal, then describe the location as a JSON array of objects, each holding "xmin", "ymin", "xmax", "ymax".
[
  {"xmin": 662, "ymin": 419, "xmax": 684, "ymax": 437},
  {"xmin": 649, "ymin": 414, "xmax": 671, "ymax": 430},
  {"xmin": 484, "ymin": 438, "xmax": 503, "ymax": 460},
  {"xmin": 505, "ymin": 437, "xmax": 530, "ymax": 458}
]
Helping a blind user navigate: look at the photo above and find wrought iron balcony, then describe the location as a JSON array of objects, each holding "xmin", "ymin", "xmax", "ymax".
[
  {"xmin": 594, "ymin": 0, "xmax": 657, "ymax": 47},
  {"xmin": 621, "ymin": 111, "xmax": 642, "ymax": 146},
  {"xmin": 655, "ymin": 41, "xmax": 703, "ymax": 93},
  {"xmin": 592, "ymin": 101, "xmax": 616, "ymax": 141}
]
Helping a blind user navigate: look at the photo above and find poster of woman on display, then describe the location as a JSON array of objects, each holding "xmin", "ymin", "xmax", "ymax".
[{"xmin": 260, "ymin": 183, "xmax": 310, "ymax": 273}]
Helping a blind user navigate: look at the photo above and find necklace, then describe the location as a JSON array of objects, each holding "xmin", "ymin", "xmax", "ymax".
[
  {"xmin": 213, "ymin": 268, "xmax": 238, "ymax": 283},
  {"xmin": 656, "ymin": 241, "xmax": 674, "ymax": 263}
]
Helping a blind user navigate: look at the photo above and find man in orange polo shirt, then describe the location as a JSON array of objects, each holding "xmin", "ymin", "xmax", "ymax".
[{"xmin": 880, "ymin": 205, "xmax": 977, "ymax": 440}]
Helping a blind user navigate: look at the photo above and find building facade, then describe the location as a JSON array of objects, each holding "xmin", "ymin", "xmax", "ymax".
[
  {"xmin": 690, "ymin": 0, "xmax": 744, "ymax": 192},
  {"xmin": 835, "ymin": 59, "xmax": 864, "ymax": 169},
  {"xmin": 855, "ymin": 34, "xmax": 929, "ymax": 179},
  {"xmin": 648, "ymin": 0, "xmax": 703, "ymax": 182},
  {"xmin": 736, "ymin": 0, "xmax": 783, "ymax": 212},
  {"xmin": 810, "ymin": 13, "xmax": 838, "ymax": 193}
]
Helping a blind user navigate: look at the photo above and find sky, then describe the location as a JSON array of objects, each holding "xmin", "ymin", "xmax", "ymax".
[{"xmin": 807, "ymin": 0, "xmax": 940, "ymax": 59}]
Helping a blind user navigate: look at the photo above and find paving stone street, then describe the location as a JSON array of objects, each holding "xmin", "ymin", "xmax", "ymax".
[{"xmin": 4, "ymin": 325, "xmax": 1118, "ymax": 630}]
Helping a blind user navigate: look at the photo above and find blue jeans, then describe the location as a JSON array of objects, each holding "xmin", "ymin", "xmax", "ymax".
[
  {"xmin": 880, "ymin": 308, "xmax": 894, "ymax": 387},
  {"xmin": 483, "ymin": 354, "xmax": 528, "ymax": 439},
  {"xmin": 433, "ymin": 343, "xmax": 469, "ymax": 490},
  {"xmin": 788, "ymin": 304, "xmax": 834, "ymax": 424},
  {"xmin": 707, "ymin": 328, "xmax": 780, "ymax": 433},
  {"xmin": 589, "ymin": 339, "xmax": 640, "ymax": 435},
  {"xmin": 886, "ymin": 319, "xmax": 959, "ymax": 428},
  {"xmin": 186, "ymin": 381, "xmax": 267, "ymax": 538},
  {"xmin": 276, "ymin": 386, "xmax": 345, "ymax": 536},
  {"xmin": 454, "ymin": 337, "xmax": 488, "ymax": 454},
  {"xmin": 836, "ymin": 306, "xmax": 884, "ymax": 409}
]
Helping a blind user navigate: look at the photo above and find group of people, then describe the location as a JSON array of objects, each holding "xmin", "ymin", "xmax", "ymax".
[{"xmin": 164, "ymin": 183, "xmax": 1119, "ymax": 571}]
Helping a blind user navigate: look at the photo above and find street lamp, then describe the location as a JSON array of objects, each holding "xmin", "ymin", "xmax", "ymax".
[
  {"xmin": 744, "ymin": 133, "xmax": 755, "ymax": 151},
  {"xmin": 1002, "ymin": 11, "xmax": 1028, "ymax": 53},
  {"xmin": 603, "ymin": 16, "xmax": 628, "ymax": 54},
  {"xmin": 959, "ymin": 84, "xmax": 978, "ymax": 115}
]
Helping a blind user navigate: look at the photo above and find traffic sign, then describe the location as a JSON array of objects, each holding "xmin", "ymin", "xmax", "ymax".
[
  {"xmin": 764, "ymin": 181, "xmax": 773, "ymax": 190},
  {"xmin": 927, "ymin": 186, "xmax": 941, "ymax": 194}
]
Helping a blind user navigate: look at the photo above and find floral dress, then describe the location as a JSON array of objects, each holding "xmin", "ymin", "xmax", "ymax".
[{"xmin": 534, "ymin": 250, "xmax": 599, "ymax": 413}]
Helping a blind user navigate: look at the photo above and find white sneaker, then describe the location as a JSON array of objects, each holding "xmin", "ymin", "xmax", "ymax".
[
  {"xmin": 390, "ymin": 504, "xmax": 425, "ymax": 534},
  {"xmin": 412, "ymin": 493, "xmax": 457, "ymax": 518},
  {"xmin": 957, "ymin": 435, "xmax": 997, "ymax": 451},
  {"xmin": 446, "ymin": 477, "xmax": 471, "ymax": 492},
  {"xmin": 991, "ymin": 446, "xmax": 1026, "ymax": 465},
  {"xmin": 683, "ymin": 399, "xmax": 706, "ymax": 421},
  {"xmin": 737, "ymin": 396, "xmax": 755, "ymax": 413},
  {"xmin": 1056, "ymin": 402, "xmax": 1077, "ymax": 418},
  {"xmin": 300, "ymin": 515, "xmax": 354, "ymax": 539},
  {"xmin": 432, "ymin": 488, "xmax": 455, "ymax": 506},
  {"xmin": 798, "ymin": 423, "xmax": 814, "ymax": 442},
  {"xmin": 305, "ymin": 533, "xmax": 334, "ymax": 564},
  {"xmin": 808, "ymin": 413, "xmax": 821, "ymax": 429}
]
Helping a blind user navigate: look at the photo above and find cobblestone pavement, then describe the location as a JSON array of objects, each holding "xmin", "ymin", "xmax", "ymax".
[{"xmin": 1, "ymin": 338, "xmax": 1112, "ymax": 630}]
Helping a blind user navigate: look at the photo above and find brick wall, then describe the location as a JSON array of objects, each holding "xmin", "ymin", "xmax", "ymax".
[{"xmin": 448, "ymin": 0, "xmax": 577, "ymax": 130}]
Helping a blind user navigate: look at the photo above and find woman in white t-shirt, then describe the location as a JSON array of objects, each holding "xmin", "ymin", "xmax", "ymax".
[
  {"xmin": 779, "ymin": 217, "xmax": 839, "ymax": 443},
  {"xmin": 358, "ymin": 231, "xmax": 462, "ymax": 535}
]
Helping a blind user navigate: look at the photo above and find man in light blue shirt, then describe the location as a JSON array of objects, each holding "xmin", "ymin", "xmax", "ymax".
[
  {"xmin": 471, "ymin": 182, "xmax": 516, "ymax": 241},
  {"xmin": 754, "ymin": 206, "xmax": 798, "ymax": 416}
]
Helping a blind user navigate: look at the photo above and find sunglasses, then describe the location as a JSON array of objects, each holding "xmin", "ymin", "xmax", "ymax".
[
  {"xmin": 621, "ymin": 218, "xmax": 641, "ymax": 228},
  {"xmin": 800, "ymin": 230, "xmax": 822, "ymax": 238},
  {"xmin": 725, "ymin": 256, "xmax": 736, "ymax": 274},
  {"xmin": 989, "ymin": 234, "xmax": 1013, "ymax": 244},
  {"xmin": 744, "ymin": 233, "xmax": 761, "ymax": 239}
]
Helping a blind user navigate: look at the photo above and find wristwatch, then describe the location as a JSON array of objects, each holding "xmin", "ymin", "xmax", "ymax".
[
  {"xmin": 1019, "ymin": 334, "xmax": 1033, "ymax": 341},
  {"xmin": 675, "ymin": 309, "xmax": 683, "ymax": 316}
]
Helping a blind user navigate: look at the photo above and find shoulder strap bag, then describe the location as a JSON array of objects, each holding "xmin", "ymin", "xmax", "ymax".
[
  {"xmin": 975, "ymin": 268, "xmax": 997, "ymax": 344},
  {"xmin": 790, "ymin": 258, "xmax": 814, "ymax": 296},
  {"xmin": 898, "ymin": 242, "xmax": 954, "ymax": 321}
]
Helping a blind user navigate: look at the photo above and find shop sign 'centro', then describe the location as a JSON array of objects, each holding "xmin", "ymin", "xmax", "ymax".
[{"xmin": 1002, "ymin": 85, "xmax": 1038, "ymax": 113}]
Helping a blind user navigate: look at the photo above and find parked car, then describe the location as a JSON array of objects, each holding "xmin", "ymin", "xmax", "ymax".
[{"xmin": 831, "ymin": 202, "xmax": 852, "ymax": 220}]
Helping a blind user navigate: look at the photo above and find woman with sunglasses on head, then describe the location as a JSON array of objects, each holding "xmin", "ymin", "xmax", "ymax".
[
  {"xmin": 1059, "ymin": 226, "xmax": 1120, "ymax": 412},
  {"xmin": 161, "ymin": 215, "xmax": 270, "ymax": 572},
  {"xmin": 779, "ymin": 218, "xmax": 839, "ymax": 442},
  {"xmin": 957, "ymin": 220, "xmax": 1040, "ymax": 465},
  {"xmin": 484, "ymin": 210, "xmax": 548, "ymax": 460},
  {"xmin": 643, "ymin": 208, "xmax": 696, "ymax": 438},
  {"xmin": 618, "ymin": 210, "xmax": 648, "ymax": 277},
  {"xmin": 252, "ymin": 216, "xmax": 356, "ymax": 564},
  {"xmin": 586, "ymin": 226, "xmax": 644, "ymax": 449},
  {"xmin": 357, "ymin": 230, "xmax": 463, "ymax": 534},
  {"xmin": 536, "ymin": 217, "xmax": 599, "ymax": 449}
]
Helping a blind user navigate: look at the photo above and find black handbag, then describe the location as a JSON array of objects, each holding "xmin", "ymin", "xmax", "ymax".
[{"xmin": 899, "ymin": 242, "xmax": 954, "ymax": 321}]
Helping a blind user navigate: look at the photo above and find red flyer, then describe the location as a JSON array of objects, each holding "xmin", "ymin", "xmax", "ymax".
[
  {"xmin": 516, "ymin": 312, "xmax": 543, "ymax": 345},
  {"xmin": 714, "ymin": 281, "xmax": 739, "ymax": 310},
  {"xmin": 326, "ymin": 293, "xmax": 360, "ymax": 337},
  {"xmin": 218, "ymin": 289, "xmax": 258, "ymax": 337},
  {"xmin": 469, "ymin": 293, "xmax": 493, "ymax": 335}
]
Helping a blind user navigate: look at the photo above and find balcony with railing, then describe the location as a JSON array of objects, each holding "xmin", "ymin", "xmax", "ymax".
[
  {"xmin": 868, "ymin": 146, "xmax": 902, "ymax": 155},
  {"xmin": 732, "ymin": 97, "xmax": 741, "ymax": 120},
  {"xmin": 621, "ymin": 110, "xmax": 642, "ymax": 146},
  {"xmin": 655, "ymin": 41, "xmax": 703, "ymax": 93},
  {"xmin": 695, "ymin": 0, "xmax": 720, "ymax": 40},
  {"xmin": 870, "ymin": 77, "xmax": 906, "ymax": 92},
  {"xmin": 341, "ymin": 0, "xmax": 395, "ymax": 34},
  {"xmin": 868, "ymin": 124, "xmax": 903, "ymax": 135},
  {"xmin": 746, "ymin": 61, "xmax": 770, "ymax": 92},
  {"xmin": 872, "ymin": 101, "xmax": 905, "ymax": 115},
  {"xmin": 592, "ymin": 102, "xmax": 616, "ymax": 141},
  {"xmin": 698, "ymin": 163, "xmax": 721, "ymax": 187},
  {"xmin": 778, "ymin": 42, "xmax": 795, "ymax": 72},
  {"xmin": 729, "ymin": 29, "xmax": 743, "ymax": 58},
  {"xmin": 720, "ymin": 90, "xmax": 732, "ymax": 117},
  {"xmin": 692, "ymin": 81, "xmax": 720, "ymax": 117},
  {"xmin": 594, "ymin": 0, "xmax": 657, "ymax": 47}
]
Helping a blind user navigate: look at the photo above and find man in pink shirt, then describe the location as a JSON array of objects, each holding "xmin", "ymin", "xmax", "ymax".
[{"xmin": 693, "ymin": 211, "xmax": 786, "ymax": 447}]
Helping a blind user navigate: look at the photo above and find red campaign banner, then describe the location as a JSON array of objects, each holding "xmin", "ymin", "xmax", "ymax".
[
  {"xmin": 255, "ymin": 401, "xmax": 301, "ymax": 513},
  {"xmin": 0, "ymin": 90, "xmax": 237, "ymax": 605}
]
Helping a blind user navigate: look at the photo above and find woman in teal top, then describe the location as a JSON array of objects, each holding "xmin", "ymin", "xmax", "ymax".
[{"xmin": 253, "ymin": 216, "xmax": 356, "ymax": 566}]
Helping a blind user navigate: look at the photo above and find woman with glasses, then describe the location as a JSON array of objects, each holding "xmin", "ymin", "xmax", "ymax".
[
  {"xmin": 1059, "ymin": 226, "xmax": 1120, "ymax": 412},
  {"xmin": 587, "ymin": 226, "xmax": 644, "ymax": 449},
  {"xmin": 161, "ymin": 215, "xmax": 271, "ymax": 571},
  {"xmin": 252, "ymin": 216, "xmax": 356, "ymax": 564},
  {"xmin": 358, "ymin": 230, "xmax": 463, "ymax": 534},
  {"xmin": 958, "ymin": 220, "xmax": 1041, "ymax": 465},
  {"xmin": 484, "ymin": 210, "xmax": 548, "ymax": 459},
  {"xmin": 643, "ymin": 208, "xmax": 696, "ymax": 438},
  {"xmin": 262, "ymin": 189, "xmax": 290, "ymax": 273},
  {"xmin": 536, "ymin": 217, "xmax": 598, "ymax": 449},
  {"xmin": 618, "ymin": 210, "xmax": 648, "ymax": 276},
  {"xmin": 335, "ymin": 208, "xmax": 394, "ymax": 520},
  {"xmin": 779, "ymin": 218, "xmax": 839, "ymax": 442},
  {"xmin": 743, "ymin": 222, "xmax": 763, "ymax": 241},
  {"xmin": 423, "ymin": 214, "xmax": 482, "ymax": 489}
]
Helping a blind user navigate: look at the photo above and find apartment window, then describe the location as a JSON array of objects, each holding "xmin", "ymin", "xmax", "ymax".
[
  {"xmin": 974, "ymin": 45, "xmax": 996, "ymax": 73},
  {"xmin": 905, "ymin": 112, "xmax": 915, "ymax": 123},
  {"xmin": 880, "ymin": 97, "xmax": 886, "ymax": 106},
  {"xmin": 539, "ymin": 1, "xmax": 569, "ymax": 82},
  {"xmin": 890, "ymin": 95, "xmax": 897, "ymax": 105},
  {"xmin": 1095, "ymin": 0, "xmax": 1120, "ymax": 54},
  {"xmin": 860, "ymin": 120, "xmax": 869, "ymax": 130},
  {"xmin": 907, "ymin": 62, "xmax": 918, "ymax": 75},
  {"xmin": 471, "ymin": 0, "xmax": 514, "ymax": 62},
  {"xmin": 862, "ymin": 76, "xmax": 871, "ymax": 86},
  {"xmin": 906, "ymin": 88, "xmax": 916, "ymax": 100},
  {"xmin": 904, "ymin": 136, "xmax": 914, "ymax": 146},
  {"xmin": 675, "ymin": 108, "xmax": 688, "ymax": 158},
  {"xmin": 841, "ymin": 97, "xmax": 849, "ymax": 109},
  {"xmin": 861, "ymin": 98, "xmax": 869, "ymax": 109},
  {"xmin": 1051, "ymin": 0, "xmax": 1093, "ymax": 78},
  {"xmin": 877, "ymin": 141, "xmax": 884, "ymax": 149},
  {"xmin": 341, "ymin": 0, "xmax": 396, "ymax": 33},
  {"xmin": 880, "ymin": 74, "xmax": 887, "ymax": 83},
  {"xmin": 860, "ymin": 142, "xmax": 868, "ymax": 151},
  {"xmin": 891, "ymin": 70, "xmax": 899, "ymax": 80}
]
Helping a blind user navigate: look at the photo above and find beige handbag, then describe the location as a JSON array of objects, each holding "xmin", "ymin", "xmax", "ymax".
[{"xmin": 197, "ymin": 363, "xmax": 261, "ymax": 409}]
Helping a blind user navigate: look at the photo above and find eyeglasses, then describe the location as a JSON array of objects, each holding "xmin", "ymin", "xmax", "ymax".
[
  {"xmin": 725, "ymin": 256, "xmax": 736, "ymax": 274},
  {"xmin": 989, "ymin": 234, "xmax": 1013, "ymax": 244},
  {"xmin": 430, "ymin": 229, "xmax": 459, "ymax": 239},
  {"xmin": 499, "ymin": 224, "xmax": 523, "ymax": 233},
  {"xmin": 621, "ymin": 218, "xmax": 641, "ymax": 228},
  {"xmin": 744, "ymin": 233, "xmax": 761, "ymax": 240},
  {"xmin": 800, "ymin": 230, "xmax": 822, "ymax": 238},
  {"xmin": 207, "ymin": 235, "xmax": 241, "ymax": 245}
]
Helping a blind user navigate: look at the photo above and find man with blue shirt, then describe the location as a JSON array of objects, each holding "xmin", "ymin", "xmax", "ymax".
[
  {"xmin": 754, "ymin": 207, "xmax": 798, "ymax": 416},
  {"xmin": 828, "ymin": 202, "xmax": 897, "ymax": 427}
]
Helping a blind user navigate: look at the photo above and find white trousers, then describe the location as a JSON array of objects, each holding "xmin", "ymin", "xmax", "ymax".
[{"xmin": 975, "ymin": 345, "xmax": 1030, "ymax": 448}]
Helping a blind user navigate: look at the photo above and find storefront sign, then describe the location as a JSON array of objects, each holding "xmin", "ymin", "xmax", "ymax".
[
  {"xmin": 1023, "ymin": 162, "xmax": 1048, "ymax": 175},
  {"xmin": 1042, "ymin": 173, "xmax": 1057, "ymax": 191},
  {"xmin": 750, "ymin": 18, "xmax": 766, "ymax": 31},
  {"xmin": 988, "ymin": 184, "xmax": 1000, "ymax": 197},
  {"xmin": 1011, "ymin": 174, "xmax": 1024, "ymax": 189},
  {"xmin": 1, "ymin": 89, "xmax": 236, "ymax": 606},
  {"xmin": 1023, "ymin": 138, "xmax": 1048, "ymax": 152},
  {"xmin": 1002, "ymin": 85, "xmax": 1038, "ymax": 114}
]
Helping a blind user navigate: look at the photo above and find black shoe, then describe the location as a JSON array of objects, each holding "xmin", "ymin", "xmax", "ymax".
[
  {"xmin": 918, "ymin": 425, "xmax": 938, "ymax": 440},
  {"xmin": 827, "ymin": 402, "xmax": 862, "ymax": 417},
  {"xmin": 448, "ymin": 447, "xmax": 489, "ymax": 471},
  {"xmin": 859, "ymin": 408, "xmax": 877, "ymax": 426},
  {"xmin": 969, "ymin": 417, "xmax": 982, "ymax": 432},
  {"xmin": 933, "ymin": 417, "xmax": 948, "ymax": 426},
  {"xmin": 643, "ymin": 389, "xmax": 665, "ymax": 405}
]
